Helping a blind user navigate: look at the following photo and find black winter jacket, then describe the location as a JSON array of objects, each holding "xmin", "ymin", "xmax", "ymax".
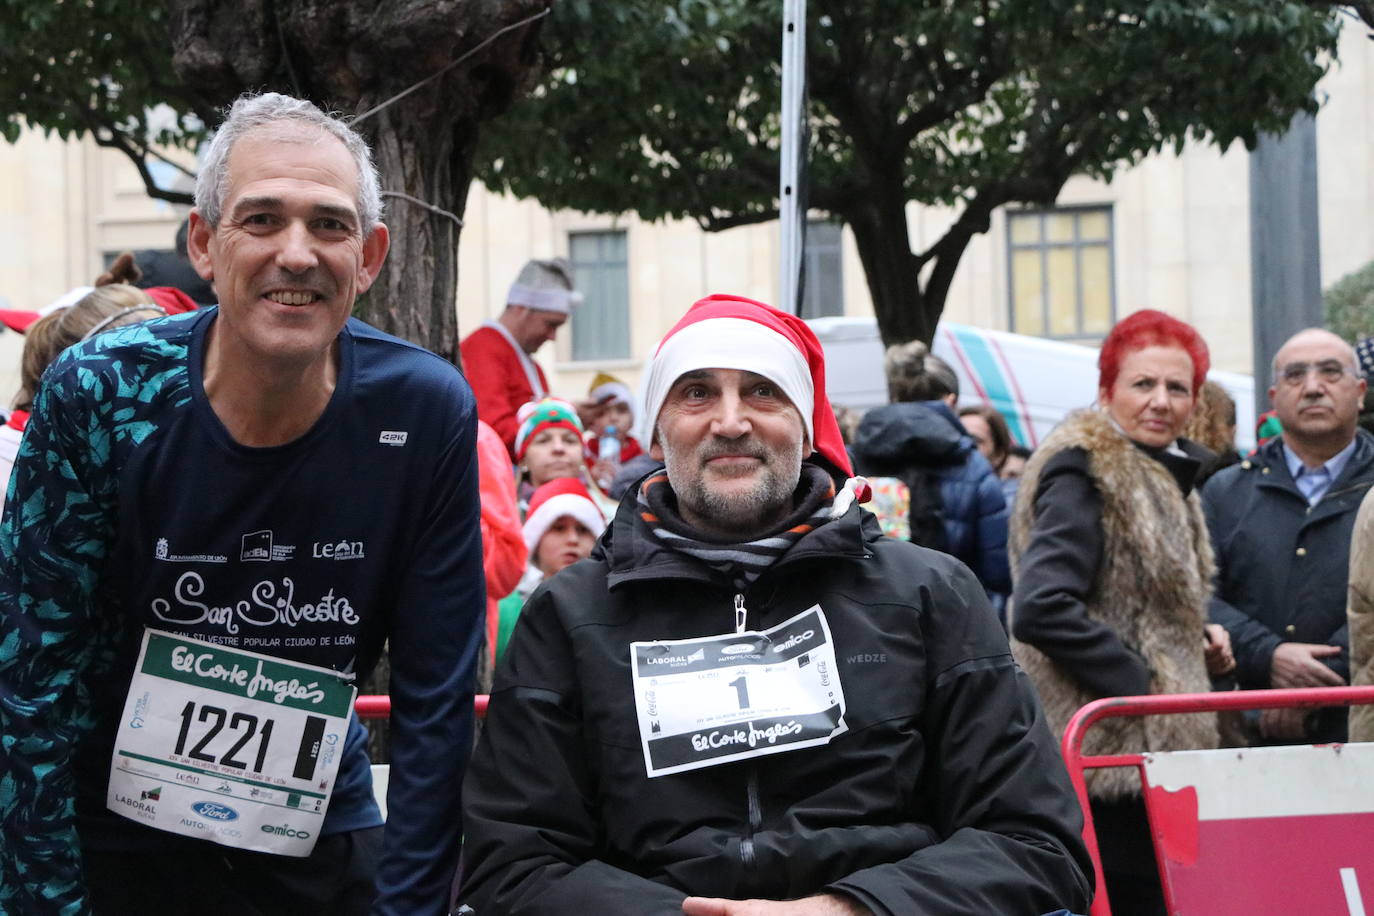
[
  {"xmin": 460, "ymin": 481, "xmax": 1092, "ymax": 915},
  {"xmin": 1204, "ymin": 431, "xmax": 1374, "ymax": 741}
]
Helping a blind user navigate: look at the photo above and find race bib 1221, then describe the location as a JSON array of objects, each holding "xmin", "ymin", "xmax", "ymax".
[{"xmin": 107, "ymin": 629, "xmax": 357, "ymax": 856}]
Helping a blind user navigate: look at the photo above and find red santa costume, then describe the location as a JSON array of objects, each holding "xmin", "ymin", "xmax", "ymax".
[{"xmin": 460, "ymin": 264, "xmax": 581, "ymax": 455}]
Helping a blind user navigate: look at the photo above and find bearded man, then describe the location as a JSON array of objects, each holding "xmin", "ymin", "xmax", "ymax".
[{"xmin": 459, "ymin": 294, "xmax": 1091, "ymax": 915}]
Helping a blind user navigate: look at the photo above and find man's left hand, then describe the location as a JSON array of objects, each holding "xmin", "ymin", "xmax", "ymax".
[{"xmin": 682, "ymin": 894, "xmax": 867, "ymax": 915}]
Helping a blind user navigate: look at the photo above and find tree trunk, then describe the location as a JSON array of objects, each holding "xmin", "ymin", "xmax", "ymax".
[
  {"xmin": 842, "ymin": 193, "xmax": 934, "ymax": 347},
  {"xmin": 167, "ymin": 0, "xmax": 551, "ymax": 359},
  {"xmin": 357, "ymin": 97, "xmax": 475, "ymax": 362},
  {"xmin": 165, "ymin": 0, "xmax": 550, "ymax": 762}
]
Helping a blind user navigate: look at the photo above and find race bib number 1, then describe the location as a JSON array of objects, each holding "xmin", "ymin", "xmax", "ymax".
[
  {"xmin": 108, "ymin": 630, "xmax": 357, "ymax": 856},
  {"xmin": 630, "ymin": 605, "xmax": 847, "ymax": 778}
]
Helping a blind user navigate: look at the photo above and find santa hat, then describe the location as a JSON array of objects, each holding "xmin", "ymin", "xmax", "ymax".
[
  {"xmin": 145, "ymin": 286, "xmax": 200, "ymax": 316},
  {"xmin": 634, "ymin": 294, "xmax": 853, "ymax": 478},
  {"xmin": 514, "ymin": 397, "xmax": 585, "ymax": 462},
  {"xmin": 507, "ymin": 257, "xmax": 583, "ymax": 315},
  {"xmin": 0, "ymin": 286, "xmax": 95, "ymax": 334},
  {"xmin": 523, "ymin": 477, "xmax": 606, "ymax": 554}
]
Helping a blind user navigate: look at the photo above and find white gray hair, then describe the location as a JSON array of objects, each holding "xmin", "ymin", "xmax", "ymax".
[{"xmin": 194, "ymin": 92, "xmax": 383, "ymax": 232}]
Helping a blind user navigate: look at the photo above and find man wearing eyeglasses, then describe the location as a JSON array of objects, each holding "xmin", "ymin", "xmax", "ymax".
[{"xmin": 1204, "ymin": 328, "xmax": 1372, "ymax": 743}]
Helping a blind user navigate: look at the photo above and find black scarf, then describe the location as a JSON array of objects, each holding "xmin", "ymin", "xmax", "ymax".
[{"xmin": 635, "ymin": 464, "xmax": 837, "ymax": 592}]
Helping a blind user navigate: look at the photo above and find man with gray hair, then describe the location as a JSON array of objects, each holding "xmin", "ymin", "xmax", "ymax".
[
  {"xmin": 1206, "ymin": 328, "xmax": 1373, "ymax": 743},
  {"xmin": 460, "ymin": 257, "xmax": 581, "ymax": 455},
  {"xmin": 0, "ymin": 92, "xmax": 484, "ymax": 915}
]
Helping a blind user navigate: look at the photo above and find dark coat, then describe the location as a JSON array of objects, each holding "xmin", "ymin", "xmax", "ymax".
[
  {"xmin": 851, "ymin": 401, "xmax": 1010, "ymax": 592},
  {"xmin": 1204, "ymin": 431, "xmax": 1374, "ymax": 741},
  {"xmin": 459, "ymin": 481, "xmax": 1092, "ymax": 915}
]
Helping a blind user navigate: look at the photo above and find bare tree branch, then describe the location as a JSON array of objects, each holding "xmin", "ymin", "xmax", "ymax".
[
  {"xmin": 695, "ymin": 207, "xmax": 778, "ymax": 233},
  {"xmin": 91, "ymin": 130, "xmax": 196, "ymax": 206}
]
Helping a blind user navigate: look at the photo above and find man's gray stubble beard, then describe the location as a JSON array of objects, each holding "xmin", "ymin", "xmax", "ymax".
[{"xmin": 664, "ymin": 436, "xmax": 803, "ymax": 538}]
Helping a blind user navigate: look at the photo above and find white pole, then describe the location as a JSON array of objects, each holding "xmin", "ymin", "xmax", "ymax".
[{"xmin": 779, "ymin": 0, "xmax": 806, "ymax": 314}]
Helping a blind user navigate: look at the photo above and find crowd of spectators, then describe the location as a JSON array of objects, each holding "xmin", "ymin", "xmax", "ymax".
[{"xmin": 5, "ymin": 234, "xmax": 1370, "ymax": 916}]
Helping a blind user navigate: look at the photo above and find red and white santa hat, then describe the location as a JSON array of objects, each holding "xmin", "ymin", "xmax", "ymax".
[
  {"xmin": 634, "ymin": 294, "xmax": 853, "ymax": 479},
  {"xmin": 522, "ymin": 477, "xmax": 607, "ymax": 553}
]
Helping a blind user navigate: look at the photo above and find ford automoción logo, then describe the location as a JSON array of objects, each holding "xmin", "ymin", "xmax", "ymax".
[{"xmin": 191, "ymin": 801, "xmax": 239, "ymax": 821}]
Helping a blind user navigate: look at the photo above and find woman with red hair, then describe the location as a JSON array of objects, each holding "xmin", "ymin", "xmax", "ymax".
[{"xmin": 1007, "ymin": 309, "xmax": 1236, "ymax": 915}]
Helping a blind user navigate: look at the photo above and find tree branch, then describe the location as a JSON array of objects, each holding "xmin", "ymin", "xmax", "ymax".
[
  {"xmin": 1305, "ymin": 0, "xmax": 1374, "ymax": 31},
  {"xmin": 695, "ymin": 207, "xmax": 778, "ymax": 233},
  {"xmin": 91, "ymin": 130, "xmax": 196, "ymax": 206}
]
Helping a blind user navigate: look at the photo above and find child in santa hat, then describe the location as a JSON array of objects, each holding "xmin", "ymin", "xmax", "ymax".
[{"xmin": 494, "ymin": 477, "xmax": 606, "ymax": 662}]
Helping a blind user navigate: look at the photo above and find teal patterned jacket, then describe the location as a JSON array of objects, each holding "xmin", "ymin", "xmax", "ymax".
[{"xmin": 0, "ymin": 318, "xmax": 189, "ymax": 915}]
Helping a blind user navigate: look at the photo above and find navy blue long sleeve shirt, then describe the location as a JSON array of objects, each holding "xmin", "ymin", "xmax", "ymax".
[{"xmin": 0, "ymin": 309, "xmax": 485, "ymax": 915}]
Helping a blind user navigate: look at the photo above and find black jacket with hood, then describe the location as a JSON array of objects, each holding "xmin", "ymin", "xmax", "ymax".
[{"xmin": 459, "ymin": 474, "xmax": 1092, "ymax": 915}]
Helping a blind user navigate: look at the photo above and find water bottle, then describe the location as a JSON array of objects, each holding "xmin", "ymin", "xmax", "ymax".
[{"xmin": 600, "ymin": 425, "xmax": 621, "ymax": 466}]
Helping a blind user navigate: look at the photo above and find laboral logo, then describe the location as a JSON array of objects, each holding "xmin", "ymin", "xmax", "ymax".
[
  {"xmin": 645, "ymin": 648, "xmax": 706, "ymax": 667},
  {"xmin": 191, "ymin": 801, "xmax": 239, "ymax": 821},
  {"xmin": 241, "ymin": 530, "xmax": 295, "ymax": 562},
  {"xmin": 113, "ymin": 793, "xmax": 157, "ymax": 817}
]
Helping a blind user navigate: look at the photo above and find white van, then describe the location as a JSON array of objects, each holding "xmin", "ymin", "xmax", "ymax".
[{"xmin": 808, "ymin": 316, "xmax": 1256, "ymax": 453}]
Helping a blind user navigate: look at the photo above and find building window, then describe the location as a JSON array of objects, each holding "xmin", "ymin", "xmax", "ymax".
[
  {"xmin": 1007, "ymin": 207, "xmax": 1114, "ymax": 340},
  {"xmin": 568, "ymin": 230, "xmax": 630, "ymax": 361},
  {"xmin": 801, "ymin": 220, "xmax": 844, "ymax": 319}
]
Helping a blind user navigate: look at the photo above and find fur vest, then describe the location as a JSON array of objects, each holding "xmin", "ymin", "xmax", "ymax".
[{"xmin": 1009, "ymin": 410, "xmax": 1220, "ymax": 800}]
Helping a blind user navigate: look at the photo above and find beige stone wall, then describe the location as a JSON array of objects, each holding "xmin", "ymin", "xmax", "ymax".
[{"xmin": 0, "ymin": 129, "xmax": 192, "ymax": 400}]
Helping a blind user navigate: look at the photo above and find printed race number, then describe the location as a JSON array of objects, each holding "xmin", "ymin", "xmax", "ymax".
[
  {"xmin": 175, "ymin": 702, "xmax": 276, "ymax": 772},
  {"xmin": 109, "ymin": 630, "xmax": 356, "ymax": 856},
  {"xmin": 630, "ymin": 606, "xmax": 848, "ymax": 777}
]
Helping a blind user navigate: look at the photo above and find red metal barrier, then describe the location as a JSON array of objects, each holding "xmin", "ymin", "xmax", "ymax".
[
  {"xmin": 354, "ymin": 694, "xmax": 489, "ymax": 720},
  {"xmin": 1062, "ymin": 686, "xmax": 1374, "ymax": 916}
]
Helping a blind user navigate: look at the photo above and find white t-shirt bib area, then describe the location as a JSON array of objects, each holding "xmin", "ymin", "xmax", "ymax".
[
  {"xmin": 630, "ymin": 605, "xmax": 848, "ymax": 778},
  {"xmin": 107, "ymin": 630, "xmax": 357, "ymax": 856}
]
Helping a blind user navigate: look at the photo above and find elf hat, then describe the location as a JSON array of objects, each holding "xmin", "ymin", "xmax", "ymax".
[
  {"xmin": 634, "ymin": 293, "xmax": 853, "ymax": 478},
  {"xmin": 514, "ymin": 397, "xmax": 585, "ymax": 462},
  {"xmin": 589, "ymin": 372, "xmax": 634, "ymax": 419},
  {"xmin": 522, "ymin": 477, "xmax": 606, "ymax": 554}
]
